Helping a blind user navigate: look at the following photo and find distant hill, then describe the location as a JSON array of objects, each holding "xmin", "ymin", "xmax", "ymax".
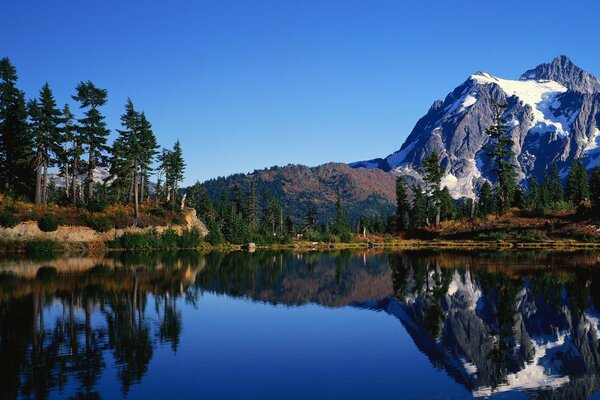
[{"xmin": 200, "ymin": 162, "xmax": 396, "ymax": 224}]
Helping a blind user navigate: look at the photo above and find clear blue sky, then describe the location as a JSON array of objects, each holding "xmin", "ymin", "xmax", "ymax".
[{"xmin": 2, "ymin": 0, "xmax": 600, "ymax": 185}]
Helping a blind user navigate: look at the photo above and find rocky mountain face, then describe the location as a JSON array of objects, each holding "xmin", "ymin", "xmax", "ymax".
[
  {"xmin": 351, "ymin": 56, "xmax": 600, "ymax": 199},
  {"xmin": 201, "ymin": 162, "xmax": 397, "ymax": 223}
]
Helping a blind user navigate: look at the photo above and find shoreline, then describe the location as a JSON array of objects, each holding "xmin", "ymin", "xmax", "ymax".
[{"xmin": 2, "ymin": 237, "xmax": 600, "ymax": 256}]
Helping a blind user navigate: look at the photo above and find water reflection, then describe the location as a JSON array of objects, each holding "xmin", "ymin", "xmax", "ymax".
[{"xmin": 1, "ymin": 250, "xmax": 600, "ymax": 399}]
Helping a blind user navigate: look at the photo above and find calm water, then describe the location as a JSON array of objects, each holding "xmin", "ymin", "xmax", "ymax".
[{"xmin": 2, "ymin": 250, "xmax": 600, "ymax": 399}]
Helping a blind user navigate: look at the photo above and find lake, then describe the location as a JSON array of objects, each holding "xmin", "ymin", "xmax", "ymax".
[{"xmin": 2, "ymin": 249, "xmax": 600, "ymax": 399}]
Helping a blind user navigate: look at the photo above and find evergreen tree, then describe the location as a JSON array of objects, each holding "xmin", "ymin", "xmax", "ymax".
[
  {"xmin": 333, "ymin": 193, "xmax": 349, "ymax": 235},
  {"xmin": 187, "ymin": 182, "xmax": 215, "ymax": 223},
  {"xmin": 232, "ymin": 183, "xmax": 243, "ymax": 216},
  {"xmin": 525, "ymin": 176, "xmax": 549, "ymax": 214},
  {"xmin": 478, "ymin": 181, "xmax": 495, "ymax": 217},
  {"xmin": 395, "ymin": 175, "xmax": 410, "ymax": 231},
  {"xmin": 566, "ymin": 159, "xmax": 590, "ymax": 205},
  {"xmin": 589, "ymin": 167, "xmax": 600, "ymax": 218},
  {"xmin": 244, "ymin": 181, "xmax": 258, "ymax": 228},
  {"xmin": 0, "ymin": 57, "xmax": 32, "ymax": 197},
  {"xmin": 169, "ymin": 140, "xmax": 185, "ymax": 205},
  {"xmin": 411, "ymin": 185, "xmax": 428, "ymax": 228},
  {"xmin": 439, "ymin": 186, "xmax": 456, "ymax": 221},
  {"xmin": 548, "ymin": 162, "xmax": 564, "ymax": 205},
  {"xmin": 35, "ymin": 83, "xmax": 62, "ymax": 204},
  {"xmin": 60, "ymin": 104, "xmax": 76, "ymax": 199},
  {"xmin": 112, "ymin": 99, "xmax": 143, "ymax": 217},
  {"xmin": 422, "ymin": 150, "xmax": 444, "ymax": 227},
  {"xmin": 72, "ymin": 81, "xmax": 110, "ymax": 202},
  {"xmin": 137, "ymin": 112, "xmax": 159, "ymax": 202},
  {"xmin": 158, "ymin": 141, "xmax": 186, "ymax": 206},
  {"xmin": 485, "ymin": 100, "xmax": 517, "ymax": 212},
  {"xmin": 303, "ymin": 205, "xmax": 317, "ymax": 232}
]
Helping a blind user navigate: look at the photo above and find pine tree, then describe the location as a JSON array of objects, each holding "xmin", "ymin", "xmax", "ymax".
[
  {"xmin": 112, "ymin": 99, "xmax": 143, "ymax": 217},
  {"xmin": 137, "ymin": 112, "xmax": 159, "ymax": 202},
  {"xmin": 72, "ymin": 81, "xmax": 110, "ymax": 202},
  {"xmin": 333, "ymin": 193, "xmax": 349, "ymax": 235},
  {"xmin": 244, "ymin": 181, "xmax": 258, "ymax": 228},
  {"xmin": 0, "ymin": 57, "xmax": 32, "ymax": 197},
  {"xmin": 303, "ymin": 205, "xmax": 317, "ymax": 232},
  {"xmin": 26, "ymin": 99, "xmax": 42, "ymax": 202},
  {"xmin": 566, "ymin": 159, "xmax": 590, "ymax": 205},
  {"xmin": 478, "ymin": 181, "xmax": 495, "ymax": 217},
  {"xmin": 395, "ymin": 175, "xmax": 410, "ymax": 231},
  {"xmin": 157, "ymin": 141, "xmax": 186, "ymax": 206},
  {"xmin": 169, "ymin": 140, "xmax": 185, "ymax": 205},
  {"xmin": 525, "ymin": 176, "xmax": 549, "ymax": 214},
  {"xmin": 411, "ymin": 185, "xmax": 428, "ymax": 228},
  {"xmin": 548, "ymin": 162, "xmax": 564, "ymax": 205},
  {"xmin": 232, "ymin": 183, "xmax": 243, "ymax": 216},
  {"xmin": 439, "ymin": 186, "xmax": 456, "ymax": 221},
  {"xmin": 36, "ymin": 83, "xmax": 62, "ymax": 204},
  {"xmin": 261, "ymin": 190, "xmax": 279, "ymax": 237},
  {"xmin": 158, "ymin": 148, "xmax": 171, "ymax": 203},
  {"xmin": 485, "ymin": 100, "xmax": 517, "ymax": 212},
  {"xmin": 422, "ymin": 150, "xmax": 444, "ymax": 227},
  {"xmin": 589, "ymin": 167, "xmax": 600, "ymax": 218},
  {"xmin": 61, "ymin": 104, "xmax": 76, "ymax": 199}
]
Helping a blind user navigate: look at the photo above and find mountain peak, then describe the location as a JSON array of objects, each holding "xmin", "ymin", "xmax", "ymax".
[{"xmin": 520, "ymin": 55, "xmax": 600, "ymax": 93}]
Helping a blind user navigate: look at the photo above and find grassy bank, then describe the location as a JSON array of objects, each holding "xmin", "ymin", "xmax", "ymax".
[{"xmin": 2, "ymin": 234, "xmax": 600, "ymax": 256}]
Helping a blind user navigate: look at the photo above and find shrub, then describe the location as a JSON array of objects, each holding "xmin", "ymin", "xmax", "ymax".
[
  {"xmin": 0, "ymin": 213, "xmax": 18, "ymax": 228},
  {"xmin": 38, "ymin": 213, "xmax": 59, "ymax": 232},
  {"xmin": 339, "ymin": 230, "xmax": 354, "ymax": 243},
  {"xmin": 25, "ymin": 239, "xmax": 61, "ymax": 255},
  {"xmin": 149, "ymin": 207, "xmax": 167, "ymax": 217},
  {"xmin": 117, "ymin": 231, "xmax": 159, "ymax": 250},
  {"xmin": 177, "ymin": 227, "xmax": 202, "ymax": 248},
  {"xmin": 87, "ymin": 198, "xmax": 108, "ymax": 213},
  {"xmin": 160, "ymin": 228, "xmax": 180, "ymax": 249},
  {"xmin": 205, "ymin": 222, "xmax": 225, "ymax": 245},
  {"xmin": 88, "ymin": 215, "xmax": 114, "ymax": 232}
]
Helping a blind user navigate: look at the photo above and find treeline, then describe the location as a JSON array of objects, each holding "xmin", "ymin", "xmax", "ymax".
[
  {"xmin": 394, "ymin": 101, "xmax": 600, "ymax": 232},
  {"xmin": 186, "ymin": 178, "xmax": 388, "ymax": 245},
  {"xmin": 0, "ymin": 57, "xmax": 185, "ymax": 216},
  {"xmin": 186, "ymin": 181, "xmax": 370, "ymax": 245}
]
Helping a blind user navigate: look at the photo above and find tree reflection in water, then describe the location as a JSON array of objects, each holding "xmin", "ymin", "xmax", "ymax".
[{"xmin": 2, "ymin": 250, "xmax": 600, "ymax": 398}]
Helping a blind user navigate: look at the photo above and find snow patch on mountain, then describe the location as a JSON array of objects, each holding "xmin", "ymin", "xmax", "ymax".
[
  {"xmin": 472, "ymin": 72, "xmax": 570, "ymax": 135},
  {"xmin": 446, "ymin": 89, "xmax": 478, "ymax": 115},
  {"xmin": 585, "ymin": 128, "xmax": 600, "ymax": 152},
  {"xmin": 386, "ymin": 141, "xmax": 417, "ymax": 166}
]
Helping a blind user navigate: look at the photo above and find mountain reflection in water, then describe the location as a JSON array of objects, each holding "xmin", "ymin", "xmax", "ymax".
[{"xmin": 1, "ymin": 250, "xmax": 600, "ymax": 399}]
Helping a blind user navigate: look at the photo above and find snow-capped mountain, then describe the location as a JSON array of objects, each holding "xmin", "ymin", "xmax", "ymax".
[{"xmin": 350, "ymin": 56, "xmax": 600, "ymax": 198}]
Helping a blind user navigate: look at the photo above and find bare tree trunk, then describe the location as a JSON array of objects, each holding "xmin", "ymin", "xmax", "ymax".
[
  {"xmin": 155, "ymin": 176, "xmax": 161, "ymax": 207},
  {"xmin": 87, "ymin": 148, "xmax": 94, "ymax": 202},
  {"xmin": 172, "ymin": 181, "xmax": 178, "ymax": 206},
  {"xmin": 140, "ymin": 166, "xmax": 145, "ymax": 203},
  {"xmin": 279, "ymin": 209, "xmax": 283, "ymax": 237},
  {"xmin": 180, "ymin": 193, "xmax": 186, "ymax": 210},
  {"xmin": 34, "ymin": 149, "xmax": 43, "ymax": 204},
  {"xmin": 42, "ymin": 158, "xmax": 48, "ymax": 205},
  {"xmin": 64, "ymin": 143, "xmax": 70, "ymax": 199},
  {"xmin": 72, "ymin": 144, "xmax": 78, "ymax": 206},
  {"xmin": 127, "ymin": 171, "xmax": 134, "ymax": 204},
  {"xmin": 133, "ymin": 159, "xmax": 139, "ymax": 219}
]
